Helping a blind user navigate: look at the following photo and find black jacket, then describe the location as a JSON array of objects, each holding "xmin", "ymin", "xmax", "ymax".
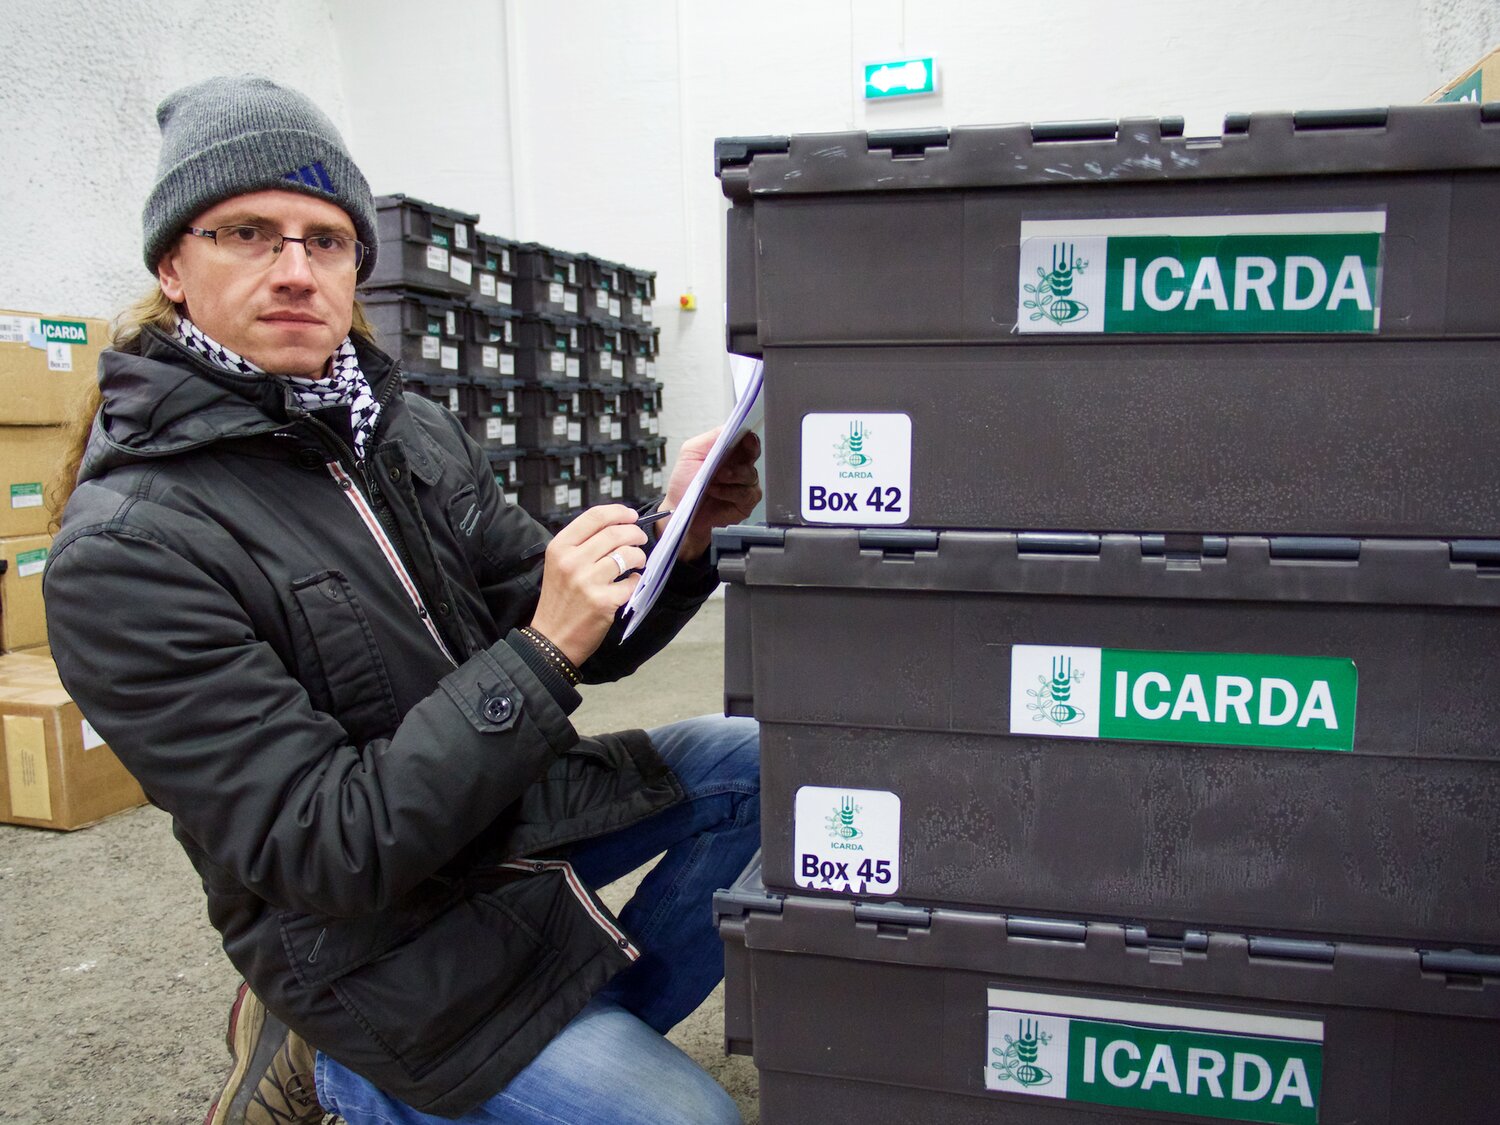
[{"xmin": 43, "ymin": 328, "xmax": 717, "ymax": 1116}]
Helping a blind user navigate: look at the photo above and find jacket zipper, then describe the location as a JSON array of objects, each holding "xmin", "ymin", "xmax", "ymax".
[
  {"xmin": 294, "ymin": 376, "xmax": 461, "ymax": 667},
  {"xmin": 499, "ymin": 859, "xmax": 641, "ymax": 961}
]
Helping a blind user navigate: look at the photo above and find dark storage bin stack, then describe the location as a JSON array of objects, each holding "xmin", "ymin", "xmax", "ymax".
[
  {"xmin": 360, "ymin": 195, "xmax": 665, "ymax": 528},
  {"xmin": 471, "ymin": 231, "xmax": 519, "ymax": 310},
  {"xmin": 711, "ymin": 103, "xmax": 1500, "ymax": 1124}
]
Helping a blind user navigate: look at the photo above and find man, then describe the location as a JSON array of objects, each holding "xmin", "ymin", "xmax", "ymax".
[{"xmin": 44, "ymin": 75, "xmax": 761, "ymax": 1124}]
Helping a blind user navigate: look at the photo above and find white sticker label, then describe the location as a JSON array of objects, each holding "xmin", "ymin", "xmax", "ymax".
[
  {"xmin": 611, "ymin": 359, "xmax": 623, "ymax": 380},
  {"xmin": 647, "ymin": 361, "xmax": 656, "ymax": 379},
  {"xmin": 800, "ymin": 413, "xmax": 912, "ymax": 525},
  {"xmin": 480, "ymin": 272, "xmax": 496, "ymax": 297},
  {"xmin": 564, "ymin": 290, "xmax": 579, "ymax": 314},
  {"xmin": 643, "ymin": 305, "xmax": 653, "ymax": 323},
  {"xmin": 445, "ymin": 311, "xmax": 458, "ymax": 336},
  {"xmin": 609, "ymin": 297, "xmax": 621, "ymax": 318},
  {"xmin": 501, "ymin": 424, "xmax": 516, "ymax": 445},
  {"xmin": 427, "ymin": 245, "xmax": 449, "ymax": 272},
  {"xmin": 553, "ymin": 415, "xmax": 568, "ymax": 436},
  {"xmin": 447, "ymin": 388, "xmax": 461, "ymax": 411},
  {"xmin": 500, "ymin": 354, "xmax": 515, "ymax": 375},
  {"xmin": 794, "ymin": 786, "xmax": 901, "ymax": 895},
  {"xmin": 648, "ymin": 416, "xmax": 659, "ymax": 434},
  {"xmin": 440, "ymin": 345, "xmax": 459, "ymax": 371},
  {"xmin": 80, "ymin": 718, "xmax": 105, "ymax": 750},
  {"xmin": 1009, "ymin": 645, "xmax": 1105, "ymax": 740},
  {"xmin": 638, "ymin": 411, "xmax": 650, "ymax": 430},
  {"xmin": 454, "ymin": 224, "xmax": 469, "ymax": 250},
  {"xmin": 498, "ymin": 281, "xmax": 513, "ymax": 304},
  {"xmin": 450, "ymin": 256, "xmax": 473, "ymax": 285},
  {"xmin": 634, "ymin": 358, "xmax": 646, "ymax": 376},
  {"xmin": 11, "ymin": 484, "xmax": 42, "ymax": 509},
  {"xmin": 566, "ymin": 357, "xmax": 580, "ymax": 380},
  {"xmin": 16, "ymin": 552, "xmax": 47, "ymax": 578},
  {"xmin": 0, "ymin": 316, "xmax": 26, "ymax": 344},
  {"xmin": 610, "ymin": 421, "xmax": 623, "ymax": 441},
  {"xmin": 486, "ymin": 418, "xmax": 504, "ymax": 440},
  {"xmin": 502, "ymin": 250, "xmax": 511, "ymax": 272},
  {"xmin": 482, "ymin": 345, "xmax": 499, "ymax": 368},
  {"xmin": 596, "ymin": 288, "xmax": 609, "ymax": 309},
  {"xmin": 549, "ymin": 351, "xmax": 565, "ymax": 373},
  {"xmin": 46, "ymin": 342, "xmax": 73, "ymax": 371},
  {"xmin": 554, "ymin": 484, "xmax": 570, "ymax": 506},
  {"xmin": 504, "ymin": 490, "xmax": 519, "ymax": 506},
  {"xmin": 548, "ymin": 282, "xmax": 564, "ymax": 305},
  {"xmin": 631, "ymin": 297, "xmax": 642, "ymax": 315},
  {"xmin": 567, "ymin": 422, "xmax": 582, "ymax": 442},
  {"xmin": 421, "ymin": 336, "xmax": 440, "ymax": 360},
  {"xmin": 507, "ymin": 391, "xmax": 517, "ymax": 412},
  {"xmin": 568, "ymin": 262, "xmax": 578, "ymax": 284},
  {"xmin": 611, "ymin": 479, "xmax": 623, "ymax": 498},
  {"xmin": 567, "ymin": 487, "xmax": 582, "ymax": 508}
]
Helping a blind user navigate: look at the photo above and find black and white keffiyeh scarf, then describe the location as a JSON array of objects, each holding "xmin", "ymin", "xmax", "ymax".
[{"xmin": 174, "ymin": 314, "xmax": 382, "ymax": 461}]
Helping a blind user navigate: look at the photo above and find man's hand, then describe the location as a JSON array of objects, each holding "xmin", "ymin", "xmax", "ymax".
[
  {"xmin": 665, "ymin": 428, "xmax": 763, "ymax": 561},
  {"xmin": 528, "ymin": 505, "xmax": 647, "ymax": 666}
]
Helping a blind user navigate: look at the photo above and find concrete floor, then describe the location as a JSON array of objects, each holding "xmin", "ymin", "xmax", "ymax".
[{"xmin": 0, "ymin": 596, "xmax": 760, "ymax": 1123}]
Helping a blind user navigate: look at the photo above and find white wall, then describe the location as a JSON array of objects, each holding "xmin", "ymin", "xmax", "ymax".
[
  {"xmin": 4, "ymin": 0, "xmax": 1496, "ymax": 449},
  {"xmin": 0, "ymin": 0, "xmax": 349, "ymax": 321}
]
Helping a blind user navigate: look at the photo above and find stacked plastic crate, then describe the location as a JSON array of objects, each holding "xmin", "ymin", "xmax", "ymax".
[
  {"xmin": 711, "ymin": 105, "xmax": 1500, "ymax": 1124},
  {"xmin": 358, "ymin": 195, "xmax": 660, "ymax": 529}
]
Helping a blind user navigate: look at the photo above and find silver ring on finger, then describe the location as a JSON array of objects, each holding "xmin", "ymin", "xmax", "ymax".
[{"xmin": 608, "ymin": 550, "xmax": 628, "ymax": 577}]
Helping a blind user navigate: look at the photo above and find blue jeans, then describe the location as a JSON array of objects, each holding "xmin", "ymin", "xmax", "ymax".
[{"xmin": 315, "ymin": 715, "xmax": 760, "ymax": 1125}]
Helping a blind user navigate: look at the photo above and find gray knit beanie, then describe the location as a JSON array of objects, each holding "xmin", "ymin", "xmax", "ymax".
[{"xmin": 143, "ymin": 75, "xmax": 378, "ymax": 282}]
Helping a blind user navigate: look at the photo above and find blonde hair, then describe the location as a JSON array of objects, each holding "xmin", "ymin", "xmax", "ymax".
[{"xmin": 47, "ymin": 289, "xmax": 379, "ymax": 526}]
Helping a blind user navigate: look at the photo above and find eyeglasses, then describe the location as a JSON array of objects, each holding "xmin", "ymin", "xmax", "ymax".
[{"xmin": 184, "ymin": 224, "xmax": 366, "ymax": 272}]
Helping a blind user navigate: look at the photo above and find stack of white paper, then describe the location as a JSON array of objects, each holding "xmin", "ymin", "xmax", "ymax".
[{"xmin": 620, "ymin": 357, "xmax": 764, "ymax": 640}]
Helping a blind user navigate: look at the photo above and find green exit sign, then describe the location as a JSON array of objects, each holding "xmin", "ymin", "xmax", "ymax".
[{"xmin": 863, "ymin": 56, "xmax": 937, "ymax": 100}]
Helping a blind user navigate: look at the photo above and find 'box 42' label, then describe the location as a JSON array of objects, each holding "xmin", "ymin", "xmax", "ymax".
[
  {"xmin": 801, "ymin": 413, "xmax": 911, "ymax": 524},
  {"xmin": 793, "ymin": 786, "xmax": 900, "ymax": 895}
]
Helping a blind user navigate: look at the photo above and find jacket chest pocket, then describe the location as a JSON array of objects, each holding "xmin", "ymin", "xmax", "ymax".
[{"xmin": 287, "ymin": 570, "xmax": 402, "ymax": 741}]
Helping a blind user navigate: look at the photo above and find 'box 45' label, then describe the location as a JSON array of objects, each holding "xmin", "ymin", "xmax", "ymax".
[
  {"xmin": 801, "ymin": 413, "xmax": 910, "ymax": 524},
  {"xmin": 793, "ymin": 786, "xmax": 900, "ymax": 895}
]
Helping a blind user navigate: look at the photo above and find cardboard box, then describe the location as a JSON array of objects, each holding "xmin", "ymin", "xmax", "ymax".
[
  {"xmin": 0, "ymin": 309, "xmax": 108, "ymax": 425},
  {"xmin": 0, "ymin": 534, "xmax": 50, "ymax": 651},
  {"xmin": 0, "ymin": 424, "xmax": 70, "ymax": 537},
  {"xmin": 0, "ymin": 652, "xmax": 147, "ymax": 830},
  {"xmin": 1427, "ymin": 44, "xmax": 1500, "ymax": 103}
]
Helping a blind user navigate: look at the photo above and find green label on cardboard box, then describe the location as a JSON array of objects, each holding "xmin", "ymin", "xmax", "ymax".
[
  {"xmin": 41, "ymin": 319, "xmax": 88, "ymax": 345},
  {"xmin": 15, "ymin": 548, "xmax": 47, "ymax": 577},
  {"xmin": 10, "ymin": 483, "xmax": 43, "ymax": 510}
]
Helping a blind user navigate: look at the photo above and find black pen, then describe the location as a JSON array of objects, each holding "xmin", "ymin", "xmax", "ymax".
[{"xmin": 635, "ymin": 509, "xmax": 674, "ymax": 528}]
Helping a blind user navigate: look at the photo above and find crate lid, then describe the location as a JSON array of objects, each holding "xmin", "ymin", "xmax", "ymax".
[
  {"xmin": 373, "ymin": 193, "xmax": 480, "ymax": 223},
  {"xmin": 359, "ymin": 289, "xmax": 469, "ymax": 311},
  {"xmin": 715, "ymin": 102, "xmax": 1500, "ymax": 198}
]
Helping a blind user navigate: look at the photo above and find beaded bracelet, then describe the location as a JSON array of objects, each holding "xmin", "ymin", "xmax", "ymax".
[{"xmin": 519, "ymin": 626, "xmax": 582, "ymax": 687}]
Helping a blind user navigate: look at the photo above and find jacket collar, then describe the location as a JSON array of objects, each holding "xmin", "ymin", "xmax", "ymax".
[{"xmin": 78, "ymin": 326, "xmax": 401, "ymax": 485}]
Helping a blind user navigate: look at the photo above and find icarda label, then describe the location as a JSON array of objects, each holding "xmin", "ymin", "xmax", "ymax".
[
  {"xmin": 1009, "ymin": 644, "xmax": 1356, "ymax": 752},
  {"xmin": 986, "ymin": 989, "xmax": 1323, "ymax": 1124},
  {"xmin": 1017, "ymin": 213, "xmax": 1384, "ymax": 334}
]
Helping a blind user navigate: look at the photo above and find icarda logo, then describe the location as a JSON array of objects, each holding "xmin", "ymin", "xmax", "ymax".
[
  {"xmin": 1026, "ymin": 655, "xmax": 1086, "ymax": 727},
  {"xmin": 1023, "ymin": 243, "xmax": 1090, "ymax": 325},
  {"xmin": 832, "ymin": 421, "xmax": 873, "ymax": 470},
  {"xmin": 825, "ymin": 795, "xmax": 863, "ymax": 847},
  {"xmin": 991, "ymin": 1018, "xmax": 1054, "ymax": 1089}
]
